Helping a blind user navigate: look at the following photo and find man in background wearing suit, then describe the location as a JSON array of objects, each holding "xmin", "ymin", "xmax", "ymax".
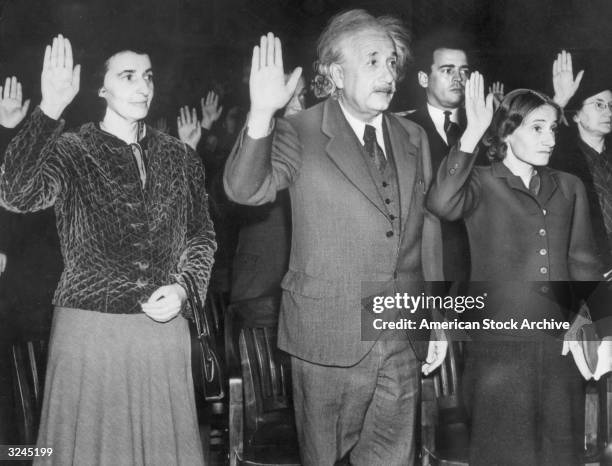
[
  {"xmin": 224, "ymin": 9, "xmax": 446, "ymax": 466},
  {"xmin": 406, "ymin": 31, "xmax": 472, "ymax": 282}
]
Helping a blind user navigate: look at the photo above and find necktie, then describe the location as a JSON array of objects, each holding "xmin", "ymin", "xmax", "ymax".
[
  {"xmin": 528, "ymin": 171, "xmax": 541, "ymax": 196},
  {"xmin": 443, "ymin": 111, "xmax": 461, "ymax": 148},
  {"xmin": 363, "ymin": 124, "xmax": 386, "ymax": 173}
]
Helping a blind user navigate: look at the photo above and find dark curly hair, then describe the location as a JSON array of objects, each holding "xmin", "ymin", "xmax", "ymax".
[{"xmin": 481, "ymin": 89, "xmax": 561, "ymax": 161}]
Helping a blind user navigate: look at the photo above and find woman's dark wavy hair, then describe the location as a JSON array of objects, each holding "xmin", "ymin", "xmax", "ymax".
[{"xmin": 481, "ymin": 89, "xmax": 561, "ymax": 161}]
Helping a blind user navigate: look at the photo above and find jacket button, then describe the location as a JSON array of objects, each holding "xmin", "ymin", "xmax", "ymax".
[
  {"xmin": 539, "ymin": 267, "xmax": 548, "ymax": 274},
  {"xmin": 539, "ymin": 249, "xmax": 547, "ymax": 256},
  {"xmin": 540, "ymin": 285, "xmax": 549, "ymax": 293},
  {"xmin": 542, "ymin": 209, "xmax": 547, "ymax": 215},
  {"xmin": 385, "ymin": 198, "xmax": 391, "ymax": 204},
  {"xmin": 539, "ymin": 229, "xmax": 546, "ymax": 236},
  {"xmin": 382, "ymin": 181, "xmax": 388, "ymax": 187},
  {"xmin": 386, "ymin": 231, "xmax": 394, "ymax": 238},
  {"xmin": 389, "ymin": 214, "xmax": 396, "ymax": 220},
  {"xmin": 449, "ymin": 168, "xmax": 456, "ymax": 175}
]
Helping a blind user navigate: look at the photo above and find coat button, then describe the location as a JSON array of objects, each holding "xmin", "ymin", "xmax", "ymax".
[
  {"xmin": 386, "ymin": 231, "xmax": 394, "ymax": 237},
  {"xmin": 389, "ymin": 214, "xmax": 396, "ymax": 220},
  {"xmin": 540, "ymin": 285, "xmax": 549, "ymax": 293},
  {"xmin": 539, "ymin": 267, "xmax": 548, "ymax": 274},
  {"xmin": 539, "ymin": 249, "xmax": 547, "ymax": 256},
  {"xmin": 382, "ymin": 181, "xmax": 388, "ymax": 187},
  {"xmin": 385, "ymin": 198, "xmax": 391, "ymax": 204},
  {"xmin": 542, "ymin": 209, "xmax": 547, "ymax": 215},
  {"xmin": 539, "ymin": 229, "xmax": 546, "ymax": 236},
  {"xmin": 449, "ymin": 168, "xmax": 456, "ymax": 175}
]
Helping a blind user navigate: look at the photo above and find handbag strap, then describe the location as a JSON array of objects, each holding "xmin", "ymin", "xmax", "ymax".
[{"xmin": 183, "ymin": 271, "xmax": 208, "ymax": 338}]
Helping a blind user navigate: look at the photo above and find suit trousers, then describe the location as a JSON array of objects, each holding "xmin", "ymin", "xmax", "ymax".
[
  {"xmin": 463, "ymin": 340, "xmax": 584, "ymax": 466},
  {"xmin": 291, "ymin": 339, "xmax": 420, "ymax": 466}
]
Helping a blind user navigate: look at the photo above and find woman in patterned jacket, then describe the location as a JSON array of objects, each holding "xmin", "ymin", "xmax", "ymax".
[{"xmin": 0, "ymin": 34, "xmax": 216, "ymax": 465}]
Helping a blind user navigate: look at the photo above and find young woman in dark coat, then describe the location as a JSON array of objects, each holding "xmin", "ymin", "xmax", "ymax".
[{"xmin": 427, "ymin": 72, "xmax": 611, "ymax": 466}]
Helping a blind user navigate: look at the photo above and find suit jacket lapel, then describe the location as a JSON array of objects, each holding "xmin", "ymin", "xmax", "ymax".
[
  {"xmin": 322, "ymin": 99, "xmax": 387, "ymax": 215},
  {"xmin": 385, "ymin": 114, "xmax": 418, "ymax": 226},
  {"xmin": 416, "ymin": 107, "xmax": 448, "ymax": 149}
]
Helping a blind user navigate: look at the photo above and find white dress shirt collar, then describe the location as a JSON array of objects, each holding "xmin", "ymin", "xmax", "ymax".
[
  {"xmin": 338, "ymin": 101, "xmax": 387, "ymax": 157},
  {"xmin": 427, "ymin": 103, "xmax": 459, "ymax": 145}
]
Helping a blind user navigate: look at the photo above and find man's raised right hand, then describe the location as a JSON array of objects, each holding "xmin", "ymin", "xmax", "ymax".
[{"xmin": 247, "ymin": 32, "xmax": 302, "ymax": 138}]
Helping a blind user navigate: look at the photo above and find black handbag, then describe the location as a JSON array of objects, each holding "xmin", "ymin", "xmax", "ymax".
[{"xmin": 183, "ymin": 271, "xmax": 225, "ymax": 401}]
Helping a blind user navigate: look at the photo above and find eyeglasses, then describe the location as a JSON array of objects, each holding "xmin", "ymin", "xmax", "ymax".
[{"xmin": 583, "ymin": 100, "xmax": 612, "ymax": 112}]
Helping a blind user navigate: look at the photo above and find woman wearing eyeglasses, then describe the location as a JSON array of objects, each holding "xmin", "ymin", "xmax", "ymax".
[{"xmin": 550, "ymin": 52, "xmax": 612, "ymax": 273}]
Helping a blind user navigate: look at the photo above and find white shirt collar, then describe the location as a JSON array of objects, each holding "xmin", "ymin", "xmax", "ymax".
[
  {"xmin": 427, "ymin": 103, "xmax": 459, "ymax": 145},
  {"xmin": 338, "ymin": 101, "xmax": 387, "ymax": 157}
]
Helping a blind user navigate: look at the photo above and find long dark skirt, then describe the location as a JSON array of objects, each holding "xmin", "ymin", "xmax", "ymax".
[
  {"xmin": 463, "ymin": 340, "xmax": 585, "ymax": 466},
  {"xmin": 34, "ymin": 307, "xmax": 204, "ymax": 466}
]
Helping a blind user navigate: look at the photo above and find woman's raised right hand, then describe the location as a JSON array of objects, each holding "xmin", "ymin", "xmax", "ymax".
[
  {"xmin": 40, "ymin": 34, "xmax": 80, "ymax": 120},
  {"xmin": 460, "ymin": 71, "xmax": 494, "ymax": 153}
]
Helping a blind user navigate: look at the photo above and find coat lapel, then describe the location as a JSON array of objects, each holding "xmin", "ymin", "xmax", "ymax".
[
  {"xmin": 538, "ymin": 168, "xmax": 559, "ymax": 206},
  {"xmin": 321, "ymin": 99, "xmax": 387, "ymax": 215},
  {"xmin": 385, "ymin": 114, "xmax": 418, "ymax": 226},
  {"xmin": 492, "ymin": 162, "xmax": 558, "ymax": 205}
]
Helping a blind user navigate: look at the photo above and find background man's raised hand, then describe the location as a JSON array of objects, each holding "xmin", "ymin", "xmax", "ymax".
[
  {"xmin": 247, "ymin": 32, "xmax": 302, "ymax": 138},
  {"xmin": 40, "ymin": 34, "xmax": 81, "ymax": 120},
  {"xmin": 200, "ymin": 90, "xmax": 223, "ymax": 130},
  {"xmin": 177, "ymin": 105, "xmax": 202, "ymax": 150},
  {"xmin": 0, "ymin": 76, "xmax": 30, "ymax": 128}
]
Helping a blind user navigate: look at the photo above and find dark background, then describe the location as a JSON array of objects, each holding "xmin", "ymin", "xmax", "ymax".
[{"xmin": 0, "ymin": 0, "xmax": 610, "ymax": 128}]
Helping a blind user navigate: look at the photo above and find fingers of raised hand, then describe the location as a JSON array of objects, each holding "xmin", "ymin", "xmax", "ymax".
[
  {"xmin": 178, "ymin": 106, "xmax": 186, "ymax": 126},
  {"xmin": 256, "ymin": 33, "xmax": 281, "ymax": 69},
  {"xmin": 554, "ymin": 50, "xmax": 573, "ymax": 74},
  {"xmin": 1, "ymin": 77, "xmax": 23, "ymax": 104},
  {"xmin": 47, "ymin": 35, "xmax": 75, "ymax": 71},
  {"xmin": 10, "ymin": 77, "xmax": 16, "ymax": 99},
  {"xmin": 205, "ymin": 90, "xmax": 218, "ymax": 107}
]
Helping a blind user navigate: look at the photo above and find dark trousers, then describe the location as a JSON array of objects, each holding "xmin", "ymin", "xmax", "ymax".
[
  {"xmin": 463, "ymin": 340, "xmax": 585, "ymax": 466},
  {"xmin": 291, "ymin": 339, "xmax": 420, "ymax": 466}
]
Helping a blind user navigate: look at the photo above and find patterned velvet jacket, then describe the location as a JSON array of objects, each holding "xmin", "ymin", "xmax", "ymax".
[{"xmin": 0, "ymin": 107, "xmax": 216, "ymax": 317}]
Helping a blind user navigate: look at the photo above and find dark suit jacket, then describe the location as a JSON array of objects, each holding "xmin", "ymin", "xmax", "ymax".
[
  {"xmin": 427, "ymin": 149, "xmax": 611, "ymax": 337},
  {"xmin": 230, "ymin": 190, "xmax": 291, "ymax": 302},
  {"xmin": 406, "ymin": 106, "xmax": 471, "ymax": 281},
  {"xmin": 225, "ymin": 98, "xmax": 443, "ymax": 366}
]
